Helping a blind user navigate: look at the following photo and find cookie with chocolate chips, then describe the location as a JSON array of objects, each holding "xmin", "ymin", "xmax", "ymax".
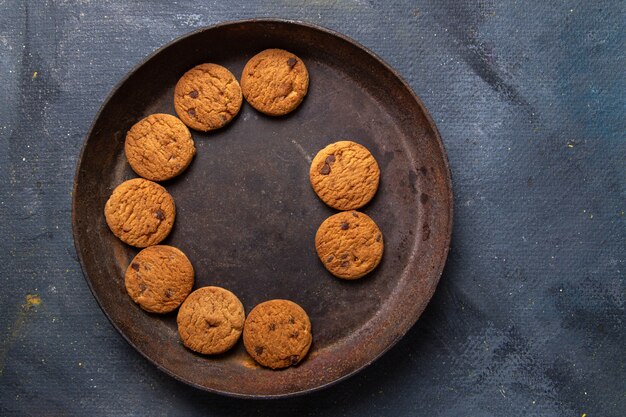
[
  {"xmin": 309, "ymin": 141, "xmax": 380, "ymax": 210},
  {"xmin": 125, "ymin": 245, "xmax": 194, "ymax": 313},
  {"xmin": 124, "ymin": 113, "xmax": 195, "ymax": 181},
  {"xmin": 177, "ymin": 286, "xmax": 245, "ymax": 355},
  {"xmin": 243, "ymin": 299, "xmax": 312, "ymax": 369},
  {"xmin": 104, "ymin": 178, "xmax": 176, "ymax": 247},
  {"xmin": 240, "ymin": 49, "xmax": 309, "ymax": 116},
  {"xmin": 315, "ymin": 211, "xmax": 384, "ymax": 280},
  {"xmin": 174, "ymin": 63, "xmax": 242, "ymax": 131}
]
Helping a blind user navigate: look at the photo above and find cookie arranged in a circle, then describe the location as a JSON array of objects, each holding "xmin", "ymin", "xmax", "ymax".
[
  {"xmin": 125, "ymin": 245, "xmax": 194, "ymax": 313},
  {"xmin": 174, "ymin": 63, "xmax": 243, "ymax": 131},
  {"xmin": 240, "ymin": 49, "xmax": 309, "ymax": 116},
  {"xmin": 243, "ymin": 299, "xmax": 312, "ymax": 369},
  {"xmin": 309, "ymin": 141, "xmax": 380, "ymax": 211},
  {"xmin": 315, "ymin": 211, "xmax": 384, "ymax": 280},
  {"xmin": 177, "ymin": 286, "xmax": 245, "ymax": 355},
  {"xmin": 104, "ymin": 178, "xmax": 176, "ymax": 247},
  {"xmin": 125, "ymin": 113, "xmax": 196, "ymax": 181}
]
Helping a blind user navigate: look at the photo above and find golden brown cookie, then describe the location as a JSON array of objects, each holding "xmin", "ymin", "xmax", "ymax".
[
  {"xmin": 125, "ymin": 245, "xmax": 194, "ymax": 313},
  {"xmin": 104, "ymin": 178, "xmax": 176, "ymax": 247},
  {"xmin": 309, "ymin": 141, "xmax": 380, "ymax": 210},
  {"xmin": 240, "ymin": 49, "xmax": 309, "ymax": 116},
  {"xmin": 243, "ymin": 299, "xmax": 312, "ymax": 369},
  {"xmin": 315, "ymin": 211, "xmax": 384, "ymax": 280},
  {"xmin": 177, "ymin": 286, "xmax": 245, "ymax": 355},
  {"xmin": 124, "ymin": 114, "xmax": 195, "ymax": 181},
  {"xmin": 174, "ymin": 63, "xmax": 242, "ymax": 131}
]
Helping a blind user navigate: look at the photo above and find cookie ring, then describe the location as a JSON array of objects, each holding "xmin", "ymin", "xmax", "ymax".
[
  {"xmin": 315, "ymin": 210, "xmax": 384, "ymax": 280},
  {"xmin": 104, "ymin": 178, "xmax": 176, "ymax": 248},
  {"xmin": 243, "ymin": 299, "xmax": 312, "ymax": 369},
  {"xmin": 177, "ymin": 286, "xmax": 245, "ymax": 355},
  {"xmin": 241, "ymin": 49, "xmax": 309, "ymax": 116},
  {"xmin": 174, "ymin": 63, "xmax": 243, "ymax": 131}
]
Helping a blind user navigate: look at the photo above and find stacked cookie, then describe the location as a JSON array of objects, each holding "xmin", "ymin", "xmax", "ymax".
[
  {"xmin": 104, "ymin": 47, "xmax": 383, "ymax": 371},
  {"xmin": 310, "ymin": 141, "xmax": 384, "ymax": 280}
]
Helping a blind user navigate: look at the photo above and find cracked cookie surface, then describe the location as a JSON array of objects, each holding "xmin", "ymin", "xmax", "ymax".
[
  {"xmin": 315, "ymin": 211, "xmax": 384, "ymax": 280},
  {"xmin": 124, "ymin": 113, "xmax": 195, "ymax": 181},
  {"xmin": 309, "ymin": 141, "xmax": 380, "ymax": 210},
  {"xmin": 177, "ymin": 286, "xmax": 245, "ymax": 355},
  {"xmin": 125, "ymin": 245, "xmax": 194, "ymax": 313},
  {"xmin": 243, "ymin": 299, "xmax": 312, "ymax": 369},
  {"xmin": 174, "ymin": 63, "xmax": 242, "ymax": 131},
  {"xmin": 104, "ymin": 178, "xmax": 176, "ymax": 247},
  {"xmin": 240, "ymin": 49, "xmax": 309, "ymax": 116}
]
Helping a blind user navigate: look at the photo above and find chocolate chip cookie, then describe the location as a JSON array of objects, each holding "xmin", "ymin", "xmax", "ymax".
[
  {"xmin": 315, "ymin": 211, "xmax": 384, "ymax": 280},
  {"xmin": 309, "ymin": 141, "xmax": 380, "ymax": 210},
  {"xmin": 125, "ymin": 245, "xmax": 194, "ymax": 313},
  {"xmin": 243, "ymin": 299, "xmax": 312, "ymax": 369},
  {"xmin": 174, "ymin": 63, "xmax": 242, "ymax": 131},
  {"xmin": 240, "ymin": 49, "xmax": 309, "ymax": 116},
  {"xmin": 177, "ymin": 286, "xmax": 245, "ymax": 355},
  {"xmin": 124, "ymin": 113, "xmax": 195, "ymax": 181},
  {"xmin": 104, "ymin": 178, "xmax": 176, "ymax": 247}
]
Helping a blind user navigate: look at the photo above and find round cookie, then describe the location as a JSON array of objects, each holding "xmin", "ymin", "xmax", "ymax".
[
  {"xmin": 124, "ymin": 113, "xmax": 195, "ymax": 181},
  {"xmin": 125, "ymin": 245, "xmax": 194, "ymax": 313},
  {"xmin": 174, "ymin": 63, "xmax": 242, "ymax": 131},
  {"xmin": 177, "ymin": 286, "xmax": 245, "ymax": 355},
  {"xmin": 315, "ymin": 211, "xmax": 384, "ymax": 280},
  {"xmin": 104, "ymin": 178, "xmax": 176, "ymax": 247},
  {"xmin": 309, "ymin": 141, "xmax": 380, "ymax": 210},
  {"xmin": 240, "ymin": 49, "xmax": 309, "ymax": 116},
  {"xmin": 243, "ymin": 299, "xmax": 312, "ymax": 369}
]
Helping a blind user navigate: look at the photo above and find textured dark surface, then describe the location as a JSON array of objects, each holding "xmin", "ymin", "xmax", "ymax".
[{"xmin": 0, "ymin": 0, "xmax": 624, "ymax": 415}]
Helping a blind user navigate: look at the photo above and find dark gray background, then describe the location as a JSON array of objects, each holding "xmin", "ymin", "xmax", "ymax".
[{"xmin": 1, "ymin": 1, "xmax": 624, "ymax": 416}]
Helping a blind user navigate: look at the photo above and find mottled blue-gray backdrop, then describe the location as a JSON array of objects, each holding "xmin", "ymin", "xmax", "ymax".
[{"xmin": 1, "ymin": 1, "xmax": 624, "ymax": 416}]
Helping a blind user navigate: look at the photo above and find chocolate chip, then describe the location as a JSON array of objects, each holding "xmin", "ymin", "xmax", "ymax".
[
  {"xmin": 139, "ymin": 283, "xmax": 147, "ymax": 293},
  {"xmin": 287, "ymin": 57, "xmax": 297, "ymax": 68},
  {"xmin": 131, "ymin": 263, "xmax": 140, "ymax": 271},
  {"xmin": 290, "ymin": 330, "xmax": 299, "ymax": 338},
  {"xmin": 376, "ymin": 234, "xmax": 382, "ymax": 242},
  {"xmin": 340, "ymin": 253, "xmax": 349, "ymax": 259},
  {"xmin": 255, "ymin": 346, "xmax": 264, "ymax": 355},
  {"xmin": 320, "ymin": 163, "xmax": 331, "ymax": 175},
  {"xmin": 189, "ymin": 90, "xmax": 198, "ymax": 98},
  {"xmin": 289, "ymin": 317, "xmax": 295, "ymax": 324},
  {"xmin": 326, "ymin": 255, "xmax": 334, "ymax": 263},
  {"xmin": 277, "ymin": 82, "xmax": 293, "ymax": 96},
  {"xmin": 290, "ymin": 355, "xmax": 300, "ymax": 365},
  {"xmin": 187, "ymin": 108, "xmax": 196, "ymax": 117},
  {"xmin": 165, "ymin": 289, "xmax": 173, "ymax": 298},
  {"xmin": 353, "ymin": 256, "xmax": 359, "ymax": 261},
  {"xmin": 351, "ymin": 212, "xmax": 358, "ymax": 218},
  {"xmin": 341, "ymin": 261, "xmax": 350, "ymax": 268},
  {"xmin": 154, "ymin": 209, "xmax": 165, "ymax": 220},
  {"xmin": 325, "ymin": 154, "xmax": 336, "ymax": 163},
  {"xmin": 340, "ymin": 222, "xmax": 349, "ymax": 230},
  {"xmin": 269, "ymin": 323, "xmax": 276, "ymax": 331}
]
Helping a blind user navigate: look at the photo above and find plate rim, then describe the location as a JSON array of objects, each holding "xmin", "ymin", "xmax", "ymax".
[{"xmin": 71, "ymin": 18, "xmax": 453, "ymax": 398}]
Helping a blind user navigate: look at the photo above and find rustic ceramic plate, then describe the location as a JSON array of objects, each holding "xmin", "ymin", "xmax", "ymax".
[{"xmin": 72, "ymin": 19, "xmax": 452, "ymax": 398}]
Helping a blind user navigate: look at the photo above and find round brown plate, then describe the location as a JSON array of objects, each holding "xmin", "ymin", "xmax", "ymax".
[{"xmin": 72, "ymin": 19, "xmax": 453, "ymax": 398}]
